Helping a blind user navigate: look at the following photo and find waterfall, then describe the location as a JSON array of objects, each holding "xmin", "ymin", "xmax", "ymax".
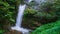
[
  {"xmin": 11, "ymin": 0, "xmax": 32, "ymax": 34},
  {"xmin": 15, "ymin": 5, "xmax": 26, "ymax": 27},
  {"xmin": 11, "ymin": 0, "xmax": 47, "ymax": 34}
]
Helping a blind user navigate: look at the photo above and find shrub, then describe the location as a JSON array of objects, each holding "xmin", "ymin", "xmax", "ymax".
[{"xmin": 32, "ymin": 20, "xmax": 60, "ymax": 34}]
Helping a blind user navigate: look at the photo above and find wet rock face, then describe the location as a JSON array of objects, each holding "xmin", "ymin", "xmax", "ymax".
[{"xmin": 4, "ymin": 30, "xmax": 22, "ymax": 34}]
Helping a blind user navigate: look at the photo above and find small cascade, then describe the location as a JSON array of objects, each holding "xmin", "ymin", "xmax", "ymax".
[{"xmin": 11, "ymin": 0, "xmax": 32, "ymax": 34}]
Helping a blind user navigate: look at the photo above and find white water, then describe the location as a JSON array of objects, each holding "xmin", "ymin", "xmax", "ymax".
[
  {"xmin": 15, "ymin": 5, "xmax": 26, "ymax": 27},
  {"xmin": 11, "ymin": 0, "xmax": 32, "ymax": 34}
]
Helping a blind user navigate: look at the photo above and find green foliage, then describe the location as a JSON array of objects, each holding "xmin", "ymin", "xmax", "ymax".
[
  {"xmin": 0, "ymin": 0, "xmax": 16, "ymax": 33},
  {"xmin": 0, "ymin": 30, "xmax": 5, "ymax": 34},
  {"xmin": 24, "ymin": 8, "xmax": 37, "ymax": 16},
  {"xmin": 22, "ymin": 0, "xmax": 60, "ymax": 30},
  {"xmin": 53, "ymin": 0, "xmax": 60, "ymax": 19},
  {"xmin": 0, "ymin": 0, "xmax": 15, "ymax": 24},
  {"xmin": 40, "ymin": 26, "xmax": 60, "ymax": 34},
  {"xmin": 23, "ymin": 0, "xmax": 60, "ymax": 24},
  {"xmin": 32, "ymin": 20, "xmax": 60, "ymax": 34}
]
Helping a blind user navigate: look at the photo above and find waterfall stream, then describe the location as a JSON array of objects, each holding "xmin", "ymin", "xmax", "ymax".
[
  {"xmin": 11, "ymin": 0, "xmax": 47, "ymax": 34},
  {"xmin": 11, "ymin": 0, "xmax": 32, "ymax": 34},
  {"xmin": 15, "ymin": 5, "xmax": 26, "ymax": 27}
]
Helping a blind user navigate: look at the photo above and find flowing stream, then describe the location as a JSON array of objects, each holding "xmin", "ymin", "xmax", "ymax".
[{"xmin": 11, "ymin": 0, "xmax": 32, "ymax": 34}]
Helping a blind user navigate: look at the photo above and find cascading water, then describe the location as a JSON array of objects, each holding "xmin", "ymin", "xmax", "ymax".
[
  {"xmin": 15, "ymin": 5, "xmax": 26, "ymax": 27},
  {"xmin": 11, "ymin": 0, "xmax": 32, "ymax": 34}
]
